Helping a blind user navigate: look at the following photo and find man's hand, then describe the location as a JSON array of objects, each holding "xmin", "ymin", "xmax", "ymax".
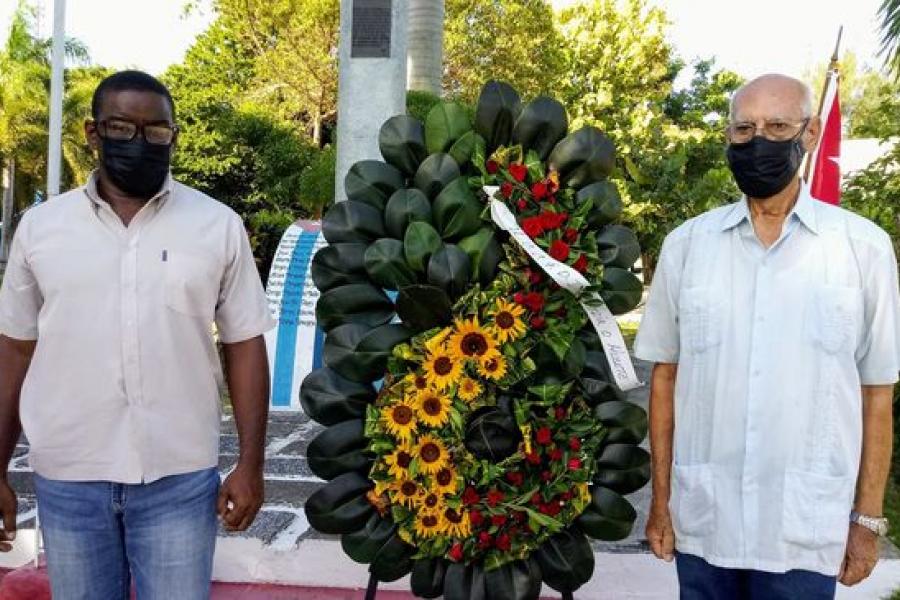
[
  {"xmin": 839, "ymin": 522, "xmax": 879, "ymax": 586},
  {"xmin": 0, "ymin": 480, "xmax": 16, "ymax": 552},
  {"xmin": 646, "ymin": 501, "xmax": 675, "ymax": 562},
  {"xmin": 217, "ymin": 462, "xmax": 264, "ymax": 532}
]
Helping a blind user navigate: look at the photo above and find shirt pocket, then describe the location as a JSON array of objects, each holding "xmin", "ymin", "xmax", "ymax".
[
  {"xmin": 679, "ymin": 286, "xmax": 724, "ymax": 355},
  {"xmin": 808, "ymin": 285, "xmax": 862, "ymax": 355},
  {"xmin": 670, "ymin": 463, "xmax": 716, "ymax": 537},
  {"xmin": 164, "ymin": 251, "xmax": 219, "ymax": 321},
  {"xmin": 782, "ymin": 469, "xmax": 853, "ymax": 548}
]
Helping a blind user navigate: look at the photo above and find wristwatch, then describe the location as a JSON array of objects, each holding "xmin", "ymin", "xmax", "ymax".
[{"xmin": 850, "ymin": 510, "xmax": 890, "ymax": 536}]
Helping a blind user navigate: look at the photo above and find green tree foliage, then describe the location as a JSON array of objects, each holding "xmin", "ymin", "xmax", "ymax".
[
  {"xmin": 843, "ymin": 145, "xmax": 900, "ymax": 253},
  {"xmin": 879, "ymin": 0, "xmax": 900, "ymax": 77},
  {"xmin": 443, "ymin": 0, "xmax": 565, "ymax": 102}
]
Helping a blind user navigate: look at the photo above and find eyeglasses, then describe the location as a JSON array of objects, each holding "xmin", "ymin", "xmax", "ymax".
[
  {"xmin": 96, "ymin": 118, "xmax": 178, "ymax": 146},
  {"xmin": 726, "ymin": 118, "xmax": 809, "ymax": 144}
]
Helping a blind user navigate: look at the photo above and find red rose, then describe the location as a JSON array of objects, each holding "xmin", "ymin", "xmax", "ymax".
[
  {"xmin": 549, "ymin": 447, "xmax": 563, "ymax": 462},
  {"xmin": 530, "ymin": 315, "xmax": 546, "ymax": 330},
  {"xmin": 527, "ymin": 269, "xmax": 542, "ymax": 285},
  {"xmin": 539, "ymin": 211, "xmax": 562, "ymax": 231},
  {"xmin": 517, "ymin": 198, "xmax": 528, "ymax": 211},
  {"xmin": 487, "ymin": 489, "xmax": 505, "ymax": 507},
  {"xmin": 536, "ymin": 426, "xmax": 553, "ymax": 445},
  {"xmin": 561, "ymin": 491, "xmax": 573, "ymax": 501},
  {"xmin": 509, "ymin": 163, "xmax": 528, "ymax": 182},
  {"xmin": 507, "ymin": 525, "xmax": 519, "ymax": 536},
  {"xmin": 573, "ymin": 253, "xmax": 589, "ymax": 273},
  {"xmin": 521, "ymin": 216, "xmax": 544, "ymax": 239},
  {"xmin": 491, "ymin": 514, "xmax": 508, "ymax": 527},
  {"xmin": 469, "ymin": 509, "xmax": 485, "ymax": 527},
  {"xmin": 462, "ymin": 486, "xmax": 480, "ymax": 506},
  {"xmin": 569, "ymin": 438, "xmax": 582, "ymax": 451},
  {"xmin": 542, "ymin": 502, "xmax": 562, "ymax": 517},
  {"xmin": 496, "ymin": 534, "xmax": 512, "ymax": 552},
  {"xmin": 530, "ymin": 493, "xmax": 542, "ymax": 506},
  {"xmin": 541, "ymin": 470, "xmax": 553, "ymax": 482},
  {"xmin": 478, "ymin": 531, "xmax": 493, "ymax": 549},
  {"xmin": 521, "ymin": 292, "xmax": 544, "ymax": 312},
  {"xmin": 501, "ymin": 182, "xmax": 514, "ymax": 198},
  {"xmin": 547, "ymin": 196, "xmax": 556, "ymax": 204},
  {"xmin": 525, "ymin": 451, "xmax": 542, "ymax": 465},
  {"xmin": 505, "ymin": 471, "xmax": 524, "ymax": 487},
  {"xmin": 449, "ymin": 542, "xmax": 464, "ymax": 562},
  {"xmin": 554, "ymin": 406, "xmax": 567, "ymax": 420},
  {"xmin": 486, "ymin": 160, "xmax": 499, "ymax": 174},
  {"xmin": 549, "ymin": 240, "xmax": 570, "ymax": 262},
  {"xmin": 513, "ymin": 292, "xmax": 524, "ymax": 304},
  {"xmin": 531, "ymin": 182, "xmax": 548, "ymax": 199},
  {"xmin": 568, "ymin": 458, "xmax": 582, "ymax": 470},
  {"xmin": 564, "ymin": 227, "xmax": 579, "ymax": 242}
]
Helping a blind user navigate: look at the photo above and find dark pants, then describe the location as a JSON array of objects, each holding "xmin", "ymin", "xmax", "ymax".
[{"xmin": 676, "ymin": 552, "xmax": 837, "ymax": 600}]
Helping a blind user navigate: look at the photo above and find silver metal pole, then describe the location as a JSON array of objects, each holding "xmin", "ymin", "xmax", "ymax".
[
  {"xmin": 46, "ymin": 0, "xmax": 66, "ymax": 198},
  {"xmin": 1, "ymin": 160, "xmax": 13, "ymax": 263}
]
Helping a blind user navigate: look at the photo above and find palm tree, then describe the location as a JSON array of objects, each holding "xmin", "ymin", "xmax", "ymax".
[
  {"xmin": 880, "ymin": 0, "xmax": 900, "ymax": 77},
  {"xmin": 407, "ymin": 0, "xmax": 444, "ymax": 95}
]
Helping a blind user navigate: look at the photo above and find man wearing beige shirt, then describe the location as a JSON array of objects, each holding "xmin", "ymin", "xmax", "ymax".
[{"xmin": 0, "ymin": 71, "xmax": 275, "ymax": 599}]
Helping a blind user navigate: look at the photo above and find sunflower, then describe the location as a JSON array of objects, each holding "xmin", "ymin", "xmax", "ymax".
[
  {"xmin": 422, "ymin": 348, "xmax": 462, "ymax": 390},
  {"xmin": 488, "ymin": 299, "xmax": 527, "ymax": 343},
  {"xmin": 415, "ymin": 388, "xmax": 451, "ymax": 428},
  {"xmin": 441, "ymin": 507, "xmax": 472, "ymax": 538},
  {"xmin": 477, "ymin": 351, "xmax": 508, "ymax": 381},
  {"xmin": 403, "ymin": 371, "xmax": 430, "ymax": 393},
  {"xmin": 413, "ymin": 512, "xmax": 443, "ymax": 538},
  {"xmin": 425, "ymin": 326, "xmax": 453, "ymax": 353},
  {"xmin": 415, "ymin": 490, "xmax": 447, "ymax": 515},
  {"xmin": 384, "ymin": 441, "xmax": 415, "ymax": 480},
  {"xmin": 456, "ymin": 377, "xmax": 482, "ymax": 403},
  {"xmin": 448, "ymin": 317, "xmax": 497, "ymax": 362},
  {"xmin": 380, "ymin": 398, "xmax": 418, "ymax": 441},
  {"xmin": 433, "ymin": 466, "xmax": 459, "ymax": 495},
  {"xmin": 390, "ymin": 478, "xmax": 423, "ymax": 508},
  {"xmin": 415, "ymin": 434, "xmax": 451, "ymax": 475}
]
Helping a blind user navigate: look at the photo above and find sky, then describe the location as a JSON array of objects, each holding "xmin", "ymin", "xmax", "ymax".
[{"xmin": 0, "ymin": 0, "xmax": 889, "ymax": 82}]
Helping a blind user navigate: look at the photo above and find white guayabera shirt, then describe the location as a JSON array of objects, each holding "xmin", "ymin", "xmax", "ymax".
[
  {"xmin": 634, "ymin": 183, "xmax": 900, "ymax": 576},
  {"xmin": 0, "ymin": 172, "xmax": 275, "ymax": 484}
]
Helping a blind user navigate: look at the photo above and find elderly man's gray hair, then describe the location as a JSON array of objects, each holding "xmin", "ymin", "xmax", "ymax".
[{"xmin": 729, "ymin": 74, "xmax": 814, "ymax": 121}]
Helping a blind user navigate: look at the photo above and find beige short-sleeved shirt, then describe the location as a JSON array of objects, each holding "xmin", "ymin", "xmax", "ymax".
[{"xmin": 0, "ymin": 172, "xmax": 275, "ymax": 483}]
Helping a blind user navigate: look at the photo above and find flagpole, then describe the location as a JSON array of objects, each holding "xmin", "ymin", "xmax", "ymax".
[
  {"xmin": 46, "ymin": 0, "xmax": 66, "ymax": 198},
  {"xmin": 804, "ymin": 26, "xmax": 842, "ymax": 181}
]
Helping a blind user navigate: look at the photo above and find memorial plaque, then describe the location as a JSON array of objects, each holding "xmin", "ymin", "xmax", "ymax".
[{"xmin": 351, "ymin": 0, "xmax": 392, "ymax": 58}]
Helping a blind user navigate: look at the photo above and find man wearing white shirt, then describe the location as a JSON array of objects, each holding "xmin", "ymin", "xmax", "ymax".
[{"xmin": 636, "ymin": 73, "xmax": 899, "ymax": 598}]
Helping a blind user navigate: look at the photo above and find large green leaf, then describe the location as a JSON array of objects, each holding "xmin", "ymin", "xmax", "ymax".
[
  {"xmin": 448, "ymin": 130, "xmax": 480, "ymax": 168},
  {"xmin": 576, "ymin": 486, "xmax": 638, "ymax": 541},
  {"xmin": 323, "ymin": 323, "xmax": 414, "ymax": 382},
  {"xmin": 307, "ymin": 419, "xmax": 371, "ymax": 480},
  {"xmin": 596, "ymin": 225, "xmax": 641, "ymax": 269},
  {"xmin": 369, "ymin": 534, "xmax": 416, "ymax": 582},
  {"xmin": 594, "ymin": 400, "xmax": 648, "ymax": 445},
  {"xmin": 457, "ymin": 227, "xmax": 502, "ymax": 286},
  {"xmin": 342, "ymin": 512, "xmax": 397, "ymax": 564},
  {"xmin": 414, "ymin": 153, "xmax": 461, "ymax": 199},
  {"xmin": 299, "ymin": 367, "xmax": 375, "ymax": 426},
  {"xmin": 579, "ymin": 181, "xmax": 623, "ymax": 227},
  {"xmin": 304, "ymin": 471, "xmax": 373, "ymax": 534},
  {"xmin": 315, "ymin": 283, "xmax": 394, "ymax": 332},
  {"xmin": 548, "ymin": 126, "xmax": 616, "ymax": 190},
  {"xmin": 533, "ymin": 529, "xmax": 595, "ymax": 593},
  {"xmin": 512, "ymin": 96, "xmax": 569, "ymax": 161},
  {"xmin": 593, "ymin": 443, "xmax": 651, "ymax": 494},
  {"xmin": 404, "ymin": 221, "xmax": 443, "ymax": 272},
  {"xmin": 384, "ymin": 188, "xmax": 432, "ymax": 239},
  {"xmin": 427, "ymin": 244, "xmax": 472, "ymax": 299},
  {"xmin": 483, "ymin": 559, "xmax": 542, "ymax": 600},
  {"xmin": 600, "ymin": 267, "xmax": 643, "ymax": 315},
  {"xmin": 310, "ymin": 243, "xmax": 369, "ymax": 293},
  {"xmin": 322, "ymin": 201, "xmax": 386, "ymax": 244},
  {"xmin": 379, "ymin": 114, "xmax": 427, "ymax": 175},
  {"xmin": 475, "ymin": 80, "xmax": 522, "ymax": 154},
  {"xmin": 433, "ymin": 177, "xmax": 482, "ymax": 240},
  {"xmin": 443, "ymin": 562, "xmax": 487, "ymax": 600},
  {"xmin": 464, "ymin": 406, "xmax": 521, "ymax": 462},
  {"xmin": 396, "ymin": 284, "xmax": 453, "ymax": 332},
  {"xmin": 344, "ymin": 160, "xmax": 405, "ymax": 210},
  {"xmin": 364, "ymin": 238, "xmax": 419, "ymax": 290},
  {"xmin": 411, "ymin": 559, "xmax": 448, "ymax": 599},
  {"xmin": 425, "ymin": 102, "xmax": 472, "ymax": 154}
]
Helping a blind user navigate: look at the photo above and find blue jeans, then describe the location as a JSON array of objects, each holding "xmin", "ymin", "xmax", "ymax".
[
  {"xmin": 676, "ymin": 552, "xmax": 837, "ymax": 600},
  {"xmin": 34, "ymin": 467, "xmax": 220, "ymax": 600}
]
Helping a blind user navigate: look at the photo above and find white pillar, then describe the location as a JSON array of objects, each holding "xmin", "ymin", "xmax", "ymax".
[
  {"xmin": 407, "ymin": 0, "xmax": 444, "ymax": 95},
  {"xmin": 334, "ymin": 0, "xmax": 409, "ymax": 203},
  {"xmin": 46, "ymin": 0, "xmax": 66, "ymax": 198}
]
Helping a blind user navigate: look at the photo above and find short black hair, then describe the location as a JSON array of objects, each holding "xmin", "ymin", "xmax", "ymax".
[{"xmin": 91, "ymin": 70, "xmax": 175, "ymax": 121}]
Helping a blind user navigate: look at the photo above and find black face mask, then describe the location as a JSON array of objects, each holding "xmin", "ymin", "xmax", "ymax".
[
  {"xmin": 100, "ymin": 137, "xmax": 171, "ymax": 200},
  {"xmin": 726, "ymin": 132, "xmax": 806, "ymax": 199}
]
